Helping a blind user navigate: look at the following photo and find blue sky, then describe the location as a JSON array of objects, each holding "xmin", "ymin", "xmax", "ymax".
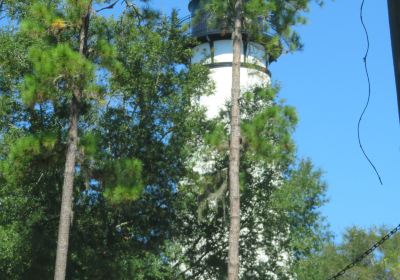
[
  {"xmin": 140, "ymin": 0, "xmax": 399, "ymax": 240},
  {"xmin": 268, "ymin": 0, "xmax": 400, "ymax": 239}
]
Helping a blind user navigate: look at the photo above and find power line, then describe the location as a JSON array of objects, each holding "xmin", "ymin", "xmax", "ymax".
[
  {"xmin": 357, "ymin": 0, "xmax": 383, "ymax": 185},
  {"xmin": 327, "ymin": 223, "xmax": 400, "ymax": 279}
]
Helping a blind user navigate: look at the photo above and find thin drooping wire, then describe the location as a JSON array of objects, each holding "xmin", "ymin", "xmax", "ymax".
[
  {"xmin": 358, "ymin": 0, "xmax": 383, "ymax": 185},
  {"xmin": 327, "ymin": 223, "xmax": 400, "ymax": 279}
]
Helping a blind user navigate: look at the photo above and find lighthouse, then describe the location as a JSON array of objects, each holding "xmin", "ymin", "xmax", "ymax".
[
  {"xmin": 184, "ymin": 3, "xmax": 292, "ymax": 278},
  {"xmin": 189, "ymin": 0, "xmax": 272, "ymax": 118}
]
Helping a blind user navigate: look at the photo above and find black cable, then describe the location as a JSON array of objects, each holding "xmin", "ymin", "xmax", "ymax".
[
  {"xmin": 358, "ymin": 0, "xmax": 383, "ymax": 185},
  {"xmin": 327, "ymin": 223, "xmax": 400, "ymax": 279}
]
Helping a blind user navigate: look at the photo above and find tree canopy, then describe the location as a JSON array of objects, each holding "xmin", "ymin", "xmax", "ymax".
[
  {"xmin": 296, "ymin": 226, "xmax": 400, "ymax": 280},
  {"xmin": 0, "ymin": 1, "xmax": 333, "ymax": 279}
]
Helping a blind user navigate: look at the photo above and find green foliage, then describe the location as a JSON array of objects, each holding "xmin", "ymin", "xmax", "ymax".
[
  {"xmin": 0, "ymin": 1, "xmax": 164, "ymax": 279},
  {"xmin": 242, "ymin": 98, "xmax": 296, "ymax": 162},
  {"xmin": 123, "ymin": 248, "xmax": 184, "ymax": 280},
  {"xmin": 174, "ymin": 84, "xmax": 328, "ymax": 279},
  {"xmin": 80, "ymin": 132, "xmax": 98, "ymax": 157},
  {"xmin": 103, "ymin": 159, "xmax": 144, "ymax": 203},
  {"xmin": 204, "ymin": 122, "xmax": 228, "ymax": 150},
  {"xmin": 272, "ymin": 160, "xmax": 329, "ymax": 258},
  {"xmin": 0, "ymin": 130, "xmax": 63, "ymax": 279},
  {"xmin": 1, "ymin": 133, "xmax": 57, "ymax": 183},
  {"xmin": 20, "ymin": 2, "xmax": 60, "ymax": 38},
  {"xmin": 22, "ymin": 44, "xmax": 95, "ymax": 105},
  {"xmin": 0, "ymin": 223, "xmax": 31, "ymax": 278},
  {"xmin": 0, "ymin": 1, "xmax": 330, "ymax": 279},
  {"xmin": 1, "ymin": 0, "xmax": 45, "ymax": 20},
  {"xmin": 0, "ymin": 31, "xmax": 31, "ymax": 136},
  {"xmin": 240, "ymin": 86, "xmax": 297, "ymax": 165},
  {"xmin": 295, "ymin": 226, "xmax": 400, "ymax": 280}
]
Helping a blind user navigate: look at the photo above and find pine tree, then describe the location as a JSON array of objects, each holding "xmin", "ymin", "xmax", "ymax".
[
  {"xmin": 173, "ymin": 86, "xmax": 328, "ymax": 279},
  {"xmin": 17, "ymin": 1, "xmax": 124, "ymax": 278},
  {"xmin": 195, "ymin": 1, "xmax": 324, "ymax": 278},
  {"xmin": 53, "ymin": 4, "xmax": 91, "ymax": 278},
  {"xmin": 0, "ymin": 2, "xmax": 211, "ymax": 278}
]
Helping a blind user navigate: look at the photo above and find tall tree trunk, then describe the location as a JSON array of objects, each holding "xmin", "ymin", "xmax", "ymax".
[
  {"xmin": 228, "ymin": 1, "xmax": 243, "ymax": 279},
  {"xmin": 54, "ymin": 93, "xmax": 80, "ymax": 280},
  {"xmin": 54, "ymin": 4, "xmax": 91, "ymax": 279}
]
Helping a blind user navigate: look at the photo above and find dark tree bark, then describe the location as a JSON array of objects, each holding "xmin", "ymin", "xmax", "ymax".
[
  {"xmin": 228, "ymin": 1, "xmax": 243, "ymax": 279},
  {"xmin": 54, "ymin": 3, "xmax": 92, "ymax": 279}
]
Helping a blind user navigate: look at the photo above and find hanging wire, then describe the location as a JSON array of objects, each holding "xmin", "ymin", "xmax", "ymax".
[
  {"xmin": 358, "ymin": 0, "xmax": 383, "ymax": 185},
  {"xmin": 178, "ymin": 15, "xmax": 192, "ymax": 25},
  {"xmin": 326, "ymin": 2, "xmax": 392, "ymax": 278},
  {"xmin": 327, "ymin": 223, "xmax": 400, "ymax": 279}
]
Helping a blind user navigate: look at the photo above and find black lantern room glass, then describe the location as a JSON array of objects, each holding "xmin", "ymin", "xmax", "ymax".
[{"xmin": 188, "ymin": 0, "xmax": 232, "ymax": 40}]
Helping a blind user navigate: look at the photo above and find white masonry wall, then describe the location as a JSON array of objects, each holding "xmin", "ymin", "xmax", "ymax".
[{"xmin": 192, "ymin": 40, "xmax": 271, "ymax": 118}]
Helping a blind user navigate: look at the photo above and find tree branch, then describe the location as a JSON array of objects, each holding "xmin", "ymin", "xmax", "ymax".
[
  {"xmin": 172, "ymin": 236, "xmax": 203, "ymax": 269},
  {"xmin": 35, "ymin": 173, "xmax": 44, "ymax": 185},
  {"xmin": 115, "ymin": 220, "xmax": 134, "ymax": 229},
  {"xmin": 123, "ymin": 0, "xmax": 142, "ymax": 19},
  {"xmin": 178, "ymin": 249, "xmax": 210, "ymax": 278},
  {"xmin": 96, "ymin": 0, "xmax": 120, "ymax": 13}
]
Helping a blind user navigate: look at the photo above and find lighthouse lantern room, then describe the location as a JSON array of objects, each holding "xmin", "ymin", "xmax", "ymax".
[{"xmin": 189, "ymin": 0, "xmax": 271, "ymax": 119}]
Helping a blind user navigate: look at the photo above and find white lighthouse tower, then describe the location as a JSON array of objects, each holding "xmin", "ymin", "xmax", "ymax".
[
  {"xmin": 189, "ymin": 0, "xmax": 272, "ymax": 118},
  {"xmin": 184, "ymin": 3, "xmax": 292, "ymax": 279}
]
